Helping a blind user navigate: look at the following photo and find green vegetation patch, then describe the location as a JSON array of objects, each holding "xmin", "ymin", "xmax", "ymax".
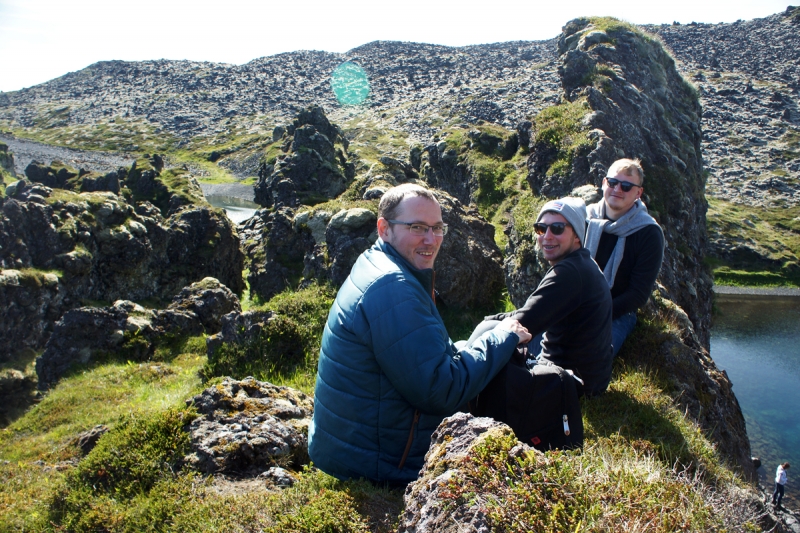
[
  {"xmin": 441, "ymin": 430, "xmax": 747, "ymax": 532},
  {"xmin": 706, "ymin": 197, "xmax": 800, "ymax": 286},
  {"xmin": 532, "ymin": 98, "xmax": 592, "ymax": 178},
  {"xmin": 47, "ymin": 407, "xmax": 198, "ymax": 530},
  {"xmin": 0, "ymin": 343, "xmax": 205, "ymax": 531},
  {"xmin": 204, "ymin": 282, "xmax": 337, "ymax": 394}
]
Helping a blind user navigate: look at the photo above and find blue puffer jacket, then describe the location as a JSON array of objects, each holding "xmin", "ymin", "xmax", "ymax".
[{"xmin": 308, "ymin": 239, "xmax": 518, "ymax": 484}]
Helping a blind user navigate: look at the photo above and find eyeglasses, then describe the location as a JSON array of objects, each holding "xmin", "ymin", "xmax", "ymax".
[
  {"xmin": 605, "ymin": 177, "xmax": 643, "ymax": 193},
  {"xmin": 533, "ymin": 222, "xmax": 568, "ymax": 236},
  {"xmin": 388, "ymin": 220, "xmax": 449, "ymax": 236}
]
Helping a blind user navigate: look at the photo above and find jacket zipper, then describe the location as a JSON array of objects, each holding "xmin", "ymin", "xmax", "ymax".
[{"xmin": 398, "ymin": 409, "xmax": 421, "ymax": 470}]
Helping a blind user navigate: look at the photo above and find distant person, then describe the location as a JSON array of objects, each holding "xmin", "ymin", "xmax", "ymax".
[
  {"xmin": 477, "ymin": 197, "xmax": 613, "ymax": 396},
  {"xmin": 308, "ymin": 183, "xmax": 531, "ymax": 485},
  {"xmin": 773, "ymin": 462, "xmax": 790, "ymax": 508},
  {"xmin": 585, "ymin": 158, "xmax": 664, "ymax": 357}
]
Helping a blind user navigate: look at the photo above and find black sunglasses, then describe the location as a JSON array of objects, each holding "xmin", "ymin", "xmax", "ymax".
[
  {"xmin": 605, "ymin": 177, "xmax": 642, "ymax": 193},
  {"xmin": 533, "ymin": 222, "xmax": 568, "ymax": 236}
]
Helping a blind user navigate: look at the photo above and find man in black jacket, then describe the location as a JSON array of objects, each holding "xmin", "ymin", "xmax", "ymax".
[
  {"xmin": 481, "ymin": 197, "xmax": 613, "ymax": 396},
  {"xmin": 585, "ymin": 158, "xmax": 664, "ymax": 357}
]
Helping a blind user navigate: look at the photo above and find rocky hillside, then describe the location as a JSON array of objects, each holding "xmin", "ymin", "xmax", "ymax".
[{"xmin": 2, "ymin": 8, "xmax": 799, "ymax": 281}]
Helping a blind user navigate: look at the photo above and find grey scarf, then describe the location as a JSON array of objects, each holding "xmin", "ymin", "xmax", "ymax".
[{"xmin": 585, "ymin": 199, "xmax": 662, "ymax": 288}]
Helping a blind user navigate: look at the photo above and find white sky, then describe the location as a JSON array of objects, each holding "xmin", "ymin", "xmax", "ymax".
[{"xmin": 0, "ymin": 0, "xmax": 792, "ymax": 92}]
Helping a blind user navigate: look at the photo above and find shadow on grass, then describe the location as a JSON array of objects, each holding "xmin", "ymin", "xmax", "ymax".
[{"xmin": 583, "ymin": 387, "xmax": 699, "ymax": 468}]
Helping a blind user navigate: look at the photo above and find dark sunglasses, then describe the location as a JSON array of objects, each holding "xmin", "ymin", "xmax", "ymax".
[
  {"xmin": 605, "ymin": 177, "xmax": 642, "ymax": 193},
  {"xmin": 533, "ymin": 222, "xmax": 568, "ymax": 236}
]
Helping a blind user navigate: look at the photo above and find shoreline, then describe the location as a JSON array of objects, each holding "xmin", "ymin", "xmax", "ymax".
[{"xmin": 713, "ymin": 285, "xmax": 800, "ymax": 297}]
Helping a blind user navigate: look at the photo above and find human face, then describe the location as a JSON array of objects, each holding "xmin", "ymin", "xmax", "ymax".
[
  {"xmin": 603, "ymin": 171, "xmax": 643, "ymax": 220},
  {"xmin": 536, "ymin": 212, "xmax": 581, "ymax": 265},
  {"xmin": 378, "ymin": 196, "xmax": 443, "ymax": 270}
]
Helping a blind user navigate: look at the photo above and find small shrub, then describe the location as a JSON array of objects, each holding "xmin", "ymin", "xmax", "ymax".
[
  {"xmin": 47, "ymin": 407, "xmax": 197, "ymax": 530},
  {"xmin": 204, "ymin": 314, "xmax": 306, "ymax": 379},
  {"xmin": 203, "ymin": 282, "xmax": 336, "ymax": 390}
]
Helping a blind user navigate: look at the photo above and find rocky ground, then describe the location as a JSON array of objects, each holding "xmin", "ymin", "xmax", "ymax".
[
  {"xmin": 0, "ymin": 133, "xmax": 134, "ymax": 176},
  {"xmin": 646, "ymin": 11, "xmax": 800, "ymax": 208}
]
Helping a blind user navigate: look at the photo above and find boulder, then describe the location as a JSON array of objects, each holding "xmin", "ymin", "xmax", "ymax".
[
  {"xmin": 0, "ymin": 368, "xmax": 38, "ymax": 426},
  {"xmin": 434, "ymin": 192, "xmax": 506, "ymax": 309},
  {"xmin": 184, "ymin": 377, "xmax": 313, "ymax": 474},
  {"xmin": 25, "ymin": 160, "xmax": 80, "ymax": 190},
  {"xmin": 0, "ymin": 269, "xmax": 63, "ymax": 360},
  {"xmin": 74, "ymin": 425, "xmax": 110, "ymax": 456},
  {"xmin": 205, "ymin": 309, "xmax": 275, "ymax": 358},
  {"xmin": 397, "ymin": 413, "xmax": 523, "ymax": 532},
  {"xmin": 36, "ymin": 303, "xmax": 137, "ymax": 388},
  {"xmin": 36, "ymin": 278, "xmax": 240, "ymax": 388}
]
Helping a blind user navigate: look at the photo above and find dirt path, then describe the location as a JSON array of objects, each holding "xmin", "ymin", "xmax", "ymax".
[{"xmin": 0, "ymin": 134, "xmax": 135, "ymax": 176}]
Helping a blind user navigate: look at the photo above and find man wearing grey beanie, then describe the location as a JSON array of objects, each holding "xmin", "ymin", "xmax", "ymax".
[{"xmin": 477, "ymin": 196, "xmax": 613, "ymax": 395}]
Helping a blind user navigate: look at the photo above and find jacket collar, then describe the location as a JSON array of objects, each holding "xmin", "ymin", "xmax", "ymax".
[{"xmin": 376, "ymin": 238, "xmax": 436, "ymax": 300}]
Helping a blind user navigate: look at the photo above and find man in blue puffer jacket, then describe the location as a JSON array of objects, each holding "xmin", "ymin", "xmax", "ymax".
[{"xmin": 308, "ymin": 183, "xmax": 531, "ymax": 485}]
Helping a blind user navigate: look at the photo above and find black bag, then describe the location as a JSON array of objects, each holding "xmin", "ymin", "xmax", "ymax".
[{"xmin": 471, "ymin": 348, "xmax": 583, "ymax": 451}]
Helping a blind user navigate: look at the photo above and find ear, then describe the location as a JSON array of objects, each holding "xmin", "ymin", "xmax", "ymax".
[
  {"xmin": 636, "ymin": 186, "xmax": 644, "ymax": 200},
  {"xmin": 377, "ymin": 217, "xmax": 391, "ymax": 240}
]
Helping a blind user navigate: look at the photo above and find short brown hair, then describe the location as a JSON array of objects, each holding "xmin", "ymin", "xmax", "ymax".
[
  {"xmin": 607, "ymin": 158, "xmax": 644, "ymax": 185},
  {"xmin": 378, "ymin": 183, "xmax": 440, "ymax": 220}
]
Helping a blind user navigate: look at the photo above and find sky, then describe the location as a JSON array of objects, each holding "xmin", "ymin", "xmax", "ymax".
[{"xmin": 0, "ymin": 0, "xmax": 793, "ymax": 93}]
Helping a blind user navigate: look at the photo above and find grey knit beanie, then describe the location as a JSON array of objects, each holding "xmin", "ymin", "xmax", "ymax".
[{"xmin": 536, "ymin": 197, "xmax": 587, "ymax": 246}]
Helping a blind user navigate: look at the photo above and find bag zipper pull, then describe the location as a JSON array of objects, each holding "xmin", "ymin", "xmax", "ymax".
[{"xmin": 563, "ymin": 414, "xmax": 571, "ymax": 436}]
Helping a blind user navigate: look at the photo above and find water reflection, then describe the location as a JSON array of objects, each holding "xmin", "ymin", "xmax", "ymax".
[
  {"xmin": 206, "ymin": 195, "xmax": 259, "ymax": 224},
  {"xmin": 711, "ymin": 293, "xmax": 800, "ymax": 508}
]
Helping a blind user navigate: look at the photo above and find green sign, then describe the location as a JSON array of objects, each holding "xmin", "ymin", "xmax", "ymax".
[{"xmin": 331, "ymin": 62, "xmax": 370, "ymax": 106}]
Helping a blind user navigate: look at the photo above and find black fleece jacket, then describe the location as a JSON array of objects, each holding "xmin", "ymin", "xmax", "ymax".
[
  {"xmin": 489, "ymin": 248, "xmax": 613, "ymax": 395},
  {"xmin": 593, "ymin": 224, "xmax": 664, "ymax": 319}
]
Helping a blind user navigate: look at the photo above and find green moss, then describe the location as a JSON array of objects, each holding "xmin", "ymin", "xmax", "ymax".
[
  {"xmin": 17, "ymin": 267, "xmax": 61, "ymax": 289},
  {"xmin": 533, "ymin": 98, "xmax": 592, "ymax": 178}
]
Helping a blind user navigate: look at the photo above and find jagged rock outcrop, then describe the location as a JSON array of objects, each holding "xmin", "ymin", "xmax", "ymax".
[
  {"xmin": 398, "ymin": 413, "xmax": 526, "ymax": 532},
  {"xmin": 243, "ymin": 107, "xmax": 505, "ymax": 308},
  {"xmin": 184, "ymin": 377, "xmax": 313, "ymax": 474},
  {"xmin": 253, "ymin": 105, "xmax": 355, "ymax": 208},
  {"xmin": 0, "ymin": 161, "xmax": 244, "ymax": 359},
  {"xmin": 505, "ymin": 18, "xmax": 713, "ymax": 348},
  {"xmin": 35, "ymin": 277, "xmax": 240, "ymax": 388},
  {"xmin": 416, "ymin": 128, "xmax": 519, "ymax": 206},
  {"xmin": 241, "ymin": 206, "xmax": 317, "ymax": 301}
]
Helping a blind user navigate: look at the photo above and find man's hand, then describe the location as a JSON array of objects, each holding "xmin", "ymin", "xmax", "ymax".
[{"xmin": 496, "ymin": 317, "xmax": 532, "ymax": 344}]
